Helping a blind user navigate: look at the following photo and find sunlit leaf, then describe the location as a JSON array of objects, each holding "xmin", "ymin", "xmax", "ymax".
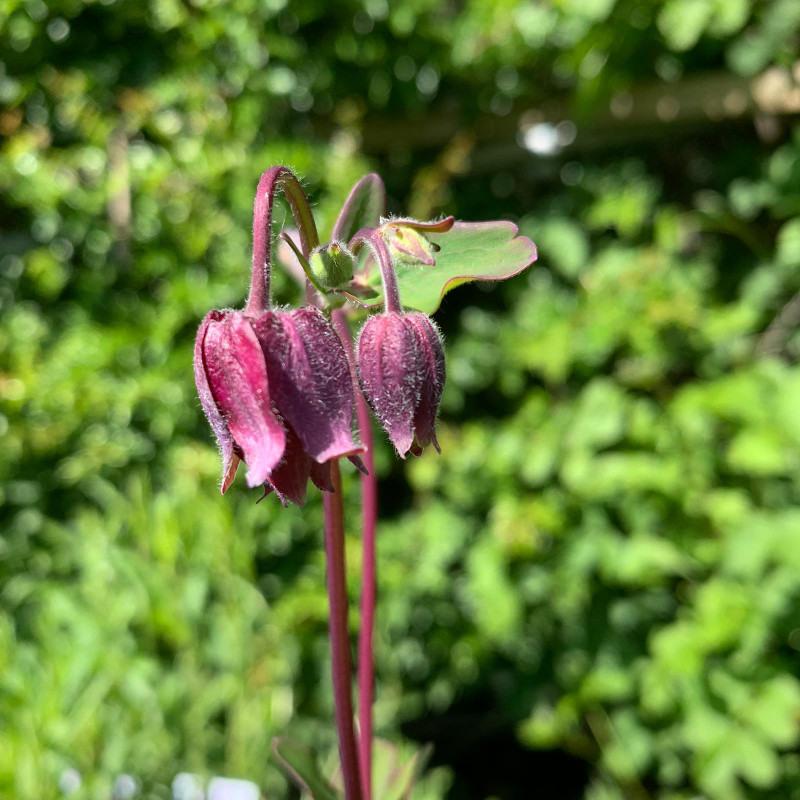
[{"xmin": 343, "ymin": 221, "xmax": 537, "ymax": 314}]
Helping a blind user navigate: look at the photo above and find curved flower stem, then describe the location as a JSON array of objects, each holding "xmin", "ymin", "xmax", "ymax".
[
  {"xmin": 323, "ymin": 460, "xmax": 363, "ymax": 800},
  {"xmin": 247, "ymin": 166, "xmax": 319, "ymax": 315},
  {"xmin": 349, "ymin": 229, "xmax": 403, "ymax": 314},
  {"xmin": 333, "ymin": 310, "xmax": 378, "ymax": 800}
]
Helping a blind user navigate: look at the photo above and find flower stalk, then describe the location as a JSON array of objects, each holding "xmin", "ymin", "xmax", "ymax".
[
  {"xmin": 323, "ymin": 460, "xmax": 363, "ymax": 800},
  {"xmin": 349, "ymin": 228, "xmax": 403, "ymax": 313},
  {"xmin": 333, "ymin": 309, "xmax": 378, "ymax": 800}
]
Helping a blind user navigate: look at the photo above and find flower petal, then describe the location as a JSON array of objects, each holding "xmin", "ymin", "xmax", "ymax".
[
  {"xmin": 267, "ymin": 424, "xmax": 311, "ymax": 506},
  {"xmin": 310, "ymin": 460, "xmax": 334, "ymax": 493},
  {"xmin": 195, "ymin": 311, "xmax": 239, "ymax": 493},
  {"xmin": 357, "ymin": 313, "xmax": 422, "ymax": 457},
  {"xmin": 405, "ymin": 313, "xmax": 445, "ymax": 453},
  {"xmin": 253, "ymin": 306, "xmax": 363, "ymax": 463},
  {"xmin": 202, "ymin": 312, "xmax": 286, "ymax": 488}
]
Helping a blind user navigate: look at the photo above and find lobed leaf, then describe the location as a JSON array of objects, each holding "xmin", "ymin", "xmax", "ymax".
[{"xmin": 343, "ymin": 221, "xmax": 537, "ymax": 314}]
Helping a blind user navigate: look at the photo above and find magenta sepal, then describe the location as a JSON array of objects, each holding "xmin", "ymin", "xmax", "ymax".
[
  {"xmin": 266, "ymin": 424, "xmax": 312, "ymax": 506},
  {"xmin": 356, "ymin": 311, "xmax": 445, "ymax": 458},
  {"xmin": 195, "ymin": 310, "xmax": 287, "ymax": 490},
  {"xmin": 405, "ymin": 313, "xmax": 445, "ymax": 455},
  {"xmin": 262, "ymin": 428, "xmax": 337, "ymax": 507},
  {"xmin": 194, "ymin": 311, "xmax": 238, "ymax": 492},
  {"xmin": 381, "ymin": 216, "xmax": 455, "ymax": 233},
  {"xmin": 252, "ymin": 305, "xmax": 363, "ymax": 465}
]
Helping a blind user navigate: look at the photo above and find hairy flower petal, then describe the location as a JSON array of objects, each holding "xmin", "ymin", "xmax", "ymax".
[
  {"xmin": 357, "ymin": 313, "xmax": 422, "ymax": 457},
  {"xmin": 405, "ymin": 312, "xmax": 445, "ymax": 452},
  {"xmin": 253, "ymin": 306, "xmax": 362, "ymax": 464},
  {"xmin": 267, "ymin": 424, "xmax": 311, "ymax": 506},
  {"xmin": 195, "ymin": 311, "xmax": 240, "ymax": 492},
  {"xmin": 201, "ymin": 311, "xmax": 286, "ymax": 488}
]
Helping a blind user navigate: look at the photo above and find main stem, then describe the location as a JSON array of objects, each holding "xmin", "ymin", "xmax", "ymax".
[
  {"xmin": 333, "ymin": 310, "xmax": 378, "ymax": 800},
  {"xmin": 323, "ymin": 461, "xmax": 363, "ymax": 800},
  {"xmin": 354, "ymin": 388, "xmax": 377, "ymax": 800}
]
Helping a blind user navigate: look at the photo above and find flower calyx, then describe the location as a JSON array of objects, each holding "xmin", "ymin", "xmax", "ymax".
[{"xmin": 309, "ymin": 241, "xmax": 357, "ymax": 290}]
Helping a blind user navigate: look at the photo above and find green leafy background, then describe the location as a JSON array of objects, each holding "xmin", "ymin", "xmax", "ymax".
[{"xmin": 3, "ymin": 1, "xmax": 800, "ymax": 798}]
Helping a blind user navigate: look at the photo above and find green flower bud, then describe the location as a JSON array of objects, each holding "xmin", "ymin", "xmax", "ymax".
[{"xmin": 310, "ymin": 241, "xmax": 357, "ymax": 289}]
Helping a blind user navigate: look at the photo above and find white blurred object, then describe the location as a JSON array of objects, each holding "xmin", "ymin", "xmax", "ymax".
[
  {"xmin": 113, "ymin": 774, "xmax": 139, "ymax": 799},
  {"xmin": 207, "ymin": 777, "xmax": 260, "ymax": 800},
  {"xmin": 172, "ymin": 772, "xmax": 204, "ymax": 800},
  {"xmin": 519, "ymin": 120, "xmax": 577, "ymax": 155},
  {"xmin": 59, "ymin": 768, "xmax": 82, "ymax": 795}
]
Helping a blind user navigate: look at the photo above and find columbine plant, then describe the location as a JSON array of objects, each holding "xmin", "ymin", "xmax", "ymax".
[{"xmin": 194, "ymin": 167, "xmax": 536, "ymax": 800}]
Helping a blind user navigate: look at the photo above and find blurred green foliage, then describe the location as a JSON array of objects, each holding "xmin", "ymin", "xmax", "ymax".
[{"xmin": 3, "ymin": 1, "xmax": 800, "ymax": 799}]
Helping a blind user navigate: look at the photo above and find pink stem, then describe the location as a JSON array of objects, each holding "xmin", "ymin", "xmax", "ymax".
[
  {"xmin": 247, "ymin": 166, "xmax": 319, "ymax": 315},
  {"xmin": 323, "ymin": 460, "xmax": 363, "ymax": 800},
  {"xmin": 349, "ymin": 229, "xmax": 403, "ymax": 314},
  {"xmin": 333, "ymin": 310, "xmax": 378, "ymax": 800}
]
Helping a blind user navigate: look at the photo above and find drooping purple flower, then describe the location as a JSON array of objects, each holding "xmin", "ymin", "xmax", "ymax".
[
  {"xmin": 194, "ymin": 305, "xmax": 362, "ymax": 504},
  {"xmin": 194, "ymin": 309, "xmax": 285, "ymax": 492},
  {"xmin": 252, "ymin": 305, "xmax": 362, "ymax": 464},
  {"xmin": 194, "ymin": 167, "xmax": 371, "ymax": 505},
  {"xmin": 356, "ymin": 311, "xmax": 446, "ymax": 458}
]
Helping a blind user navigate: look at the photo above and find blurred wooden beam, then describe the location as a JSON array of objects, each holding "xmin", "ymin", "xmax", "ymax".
[{"xmin": 317, "ymin": 62, "xmax": 800, "ymax": 157}]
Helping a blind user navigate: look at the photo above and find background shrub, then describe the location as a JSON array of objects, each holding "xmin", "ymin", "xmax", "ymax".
[{"xmin": 3, "ymin": 1, "xmax": 800, "ymax": 798}]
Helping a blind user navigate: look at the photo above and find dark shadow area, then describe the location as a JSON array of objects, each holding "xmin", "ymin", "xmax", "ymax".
[{"xmin": 403, "ymin": 697, "xmax": 590, "ymax": 799}]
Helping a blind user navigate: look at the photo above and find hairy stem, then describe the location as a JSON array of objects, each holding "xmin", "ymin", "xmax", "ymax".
[
  {"xmin": 247, "ymin": 166, "xmax": 319, "ymax": 315},
  {"xmin": 349, "ymin": 228, "xmax": 403, "ymax": 314},
  {"xmin": 323, "ymin": 461, "xmax": 363, "ymax": 800},
  {"xmin": 333, "ymin": 310, "xmax": 378, "ymax": 800}
]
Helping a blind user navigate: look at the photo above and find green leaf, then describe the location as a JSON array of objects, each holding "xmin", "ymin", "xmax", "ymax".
[
  {"xmin": 332, "ymin": 173, "xmax": 386, "ymax": 243},
  {"xmin": 371, "ymin": 739, "xmax": 433, "ymax": 800},
  {"xmin": 344, "ymin": 221, "xmax": 537, "ymax": 314},
  {"xmin": 272, "ymin": 738, "xmax": 341, "ymax": 800}
]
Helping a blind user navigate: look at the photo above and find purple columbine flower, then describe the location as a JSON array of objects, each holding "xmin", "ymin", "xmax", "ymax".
[
  {"xmin": 194, "ymin": 167, "xmax": 366, "ymax": 505},
  {"xmin": 195, "ymin": 305, "xmax": 362, "ymax": 505},
  {"xmin": 356, "ymin": 310, "xmax": 445, "ymax": 458},
  {"xmin": 194, "ymin": 309, "xmax": 285, "ymax": 494}
]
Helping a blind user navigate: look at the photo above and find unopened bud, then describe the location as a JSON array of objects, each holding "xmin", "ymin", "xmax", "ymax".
[
  {"xmin": 310, "ymin": 241, "xmax": 356, "ymax": 289},
  {"xmin": 382, "ymin": 226, "xmax": 438, "ymax": 267}
]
